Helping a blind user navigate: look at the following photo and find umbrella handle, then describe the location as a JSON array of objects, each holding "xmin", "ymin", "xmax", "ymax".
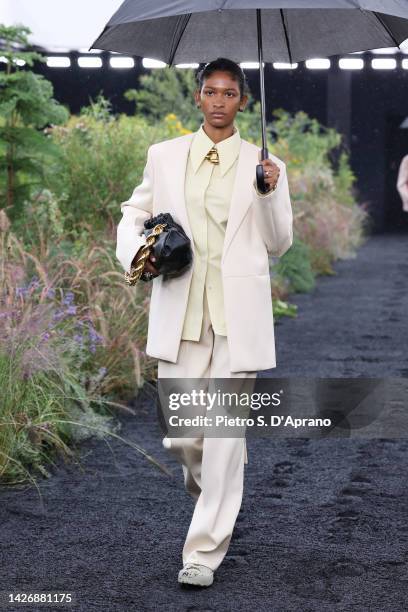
[
  {"xmin": 256, "ymin": 146, "xmax": 270, "ymax": 194},
  {"xmin": 255, "ymin": 10, "xmax": 270, "ymax": 194}
]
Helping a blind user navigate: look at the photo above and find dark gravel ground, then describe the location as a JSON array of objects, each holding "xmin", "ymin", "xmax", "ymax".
[{"xmin": 1, "ymin": 233, "xmax": 408, "ymax": 612}]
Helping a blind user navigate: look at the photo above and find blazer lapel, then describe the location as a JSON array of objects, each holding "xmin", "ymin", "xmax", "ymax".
[
  {"xmin": 168, "ymin": 133, "xmax": 195, "ymax": 241},
  {"xmin": 167, "ymin": 135, "xmax": 254, "ymax": 263},
  {"xmin": 222, "ymin": 140, "xmax": 254, "ymax": 265}
]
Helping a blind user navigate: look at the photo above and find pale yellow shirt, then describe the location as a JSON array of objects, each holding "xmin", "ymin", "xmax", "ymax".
[{"xmin": 181, "ymin": 123, "xmax": 241, "ymax": 341}]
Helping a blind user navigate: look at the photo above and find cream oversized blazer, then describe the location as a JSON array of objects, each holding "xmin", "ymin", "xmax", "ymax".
[{"xmin": 116, "ymin": 132, "xmax": 293, "ymax": 373}]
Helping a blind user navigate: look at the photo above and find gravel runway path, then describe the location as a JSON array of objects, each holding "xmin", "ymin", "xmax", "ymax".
[{"xmin": 1, "ymin": 233, "xmax": 407, "ymax": 612}]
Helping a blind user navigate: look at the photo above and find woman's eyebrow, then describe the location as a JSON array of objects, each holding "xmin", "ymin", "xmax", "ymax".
[{"xmin": 203, "ymin": 86, "xmax": 238, "ymax": 92}]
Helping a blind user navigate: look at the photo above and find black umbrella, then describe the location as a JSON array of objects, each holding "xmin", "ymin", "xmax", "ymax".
[{"xmin": 90, "ymin": 1, "xmax": 408, "ymax": 193}]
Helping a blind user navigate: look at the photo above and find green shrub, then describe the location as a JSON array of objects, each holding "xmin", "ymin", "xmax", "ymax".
[
  {"xmin": 124, "ymin": 67, "xmax": 202, "ymax": 129},
  {"xmin": 42, "ymin": 97, "xmax": 192, "ymax": 235},
  {"xmin": 274, "ymin": 237, "xmax": 316, "ymax": 293},
  {"xmin": 269, "ymin": 109, "xmax": 368, "ymax": 274},
  {"xmin": 0, "ymin": 24, "xmax": 69, "ymax": 220}
]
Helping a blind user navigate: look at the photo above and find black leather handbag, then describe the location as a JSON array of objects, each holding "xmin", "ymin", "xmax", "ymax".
[{"xmin": 124, "ymin": 212, "xmax": 193, "ymax": 285}]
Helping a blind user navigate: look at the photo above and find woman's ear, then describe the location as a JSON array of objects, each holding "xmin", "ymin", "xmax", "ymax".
[
  {"xmin": 239, "ymin": 94, "xmax": 249, "ymax": 112},
  {"xmin": 194, "ymin": 89, "xmax": 201, "ymax": 109}
]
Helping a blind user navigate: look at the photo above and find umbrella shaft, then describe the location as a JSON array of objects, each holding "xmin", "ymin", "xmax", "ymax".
[{"xmin": 257, "ymin": 9, "xmax": 268, "ymax": 160}]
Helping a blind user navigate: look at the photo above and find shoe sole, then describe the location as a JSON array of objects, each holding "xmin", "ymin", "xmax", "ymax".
[{"xmin": 178, "ymin": 575, "xmax": 214, "ymax": 587}]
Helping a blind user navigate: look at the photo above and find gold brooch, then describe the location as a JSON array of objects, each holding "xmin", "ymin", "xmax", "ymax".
[{"xmin": 205, "ymin": 146, "xmax": 219, "ymax": 164}]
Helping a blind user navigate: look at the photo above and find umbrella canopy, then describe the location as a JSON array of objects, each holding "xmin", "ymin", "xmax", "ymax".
[
  {"xmin": 89, "ymin": 1, "xmax": 408, "ymax": 64},
  {"xmin": 89, "ymin": 1, "xmax": 408, "ymax": 192}
]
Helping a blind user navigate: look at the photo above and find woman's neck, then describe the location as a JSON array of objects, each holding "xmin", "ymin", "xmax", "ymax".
[{"xmin": 202, "ymin": 121, "xmax": 235, "ymax": 144}]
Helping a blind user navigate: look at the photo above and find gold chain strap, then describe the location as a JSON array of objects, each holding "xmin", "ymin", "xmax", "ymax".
[{"xmin": 124, "ymin": 223, "xmax": 167, "ymax": 286}]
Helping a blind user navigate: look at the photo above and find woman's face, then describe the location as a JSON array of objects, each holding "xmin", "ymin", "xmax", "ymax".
[{"xmin": 195, "ymin": 70, "xmax": 247, "ymax": 128}]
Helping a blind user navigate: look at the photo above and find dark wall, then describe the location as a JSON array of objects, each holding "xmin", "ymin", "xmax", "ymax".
[
  {"xmin": 350, "ymin": 62, "xmax": 408, "ymax": 233},
  {"xmin": 12, "ymin": 51, "xmax": 408, "ymax": 232}
]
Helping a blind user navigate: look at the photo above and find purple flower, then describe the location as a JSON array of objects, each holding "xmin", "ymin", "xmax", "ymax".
[
  {"xmin": 62, "ymin": 291, "xmax": 75, "ymax": 306},
  {"xmin": 53, "ymin": 309, "xmax": 67, "ymax": 321},
  {"xmin": 28, "ymin": 277, "xmax": 40, "ymax": 290},
  {"xmin": 16, "ymin": 286, "xmax": 29, "ymax": 298},
  {"xmin": 88, "ymin": 325, "xmax": 103, "ymax": 344}
]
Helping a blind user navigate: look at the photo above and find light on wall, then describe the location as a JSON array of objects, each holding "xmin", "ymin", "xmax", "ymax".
[
  {"xmin": 273, "ymin": 62, "xmax": 298, "ymax": 69},
  {"xmin": 77, "ymin": 57, "xmax": 102, "ymax": 68},
  {"xmin": 109, "ymin": 57, "xmax": 134, "ymax": 68},
  {"xmin": 175, "ymin": 63, "xmax": 199, "ymax": 68},
  {"xmin": 47, "ymin": 56, "xmax": 71, "ymax": 68},
  {"xmin": 142, "ymin": 58, "xmax": 166, "ymax": 68},
  {"xmin": 305, "ymin": 58, "xmax": 330, "ymax": 69},
  {"xmin": 240, "ymin": 62, "xmax": 264, "ymax": 69},
  {"xmin": 339, "ymin": 58, "xmax": 364, "ymax": 70},
  {"xmin": 371, "ymin": 58, "xmax": 397, "ymax": 69}
]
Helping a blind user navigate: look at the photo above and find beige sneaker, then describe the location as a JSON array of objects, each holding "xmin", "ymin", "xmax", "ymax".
[{"xmin": 178, "ymin": 562, "xmax": 214, "ymax": 587}]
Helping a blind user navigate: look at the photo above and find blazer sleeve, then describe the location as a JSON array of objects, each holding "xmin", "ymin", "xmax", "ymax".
[
  {"xmin": 116, "ymin": 145, "xmax": 154, "ymax": 273},
  {"xmin": 251, "ymin": 159, "xmax": 293, "ymax": 257}
]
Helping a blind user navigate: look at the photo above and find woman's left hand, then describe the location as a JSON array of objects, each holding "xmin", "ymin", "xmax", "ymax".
[{"xmin": 258, "ymin": 156, "xmax": 281, "ymax": 192}]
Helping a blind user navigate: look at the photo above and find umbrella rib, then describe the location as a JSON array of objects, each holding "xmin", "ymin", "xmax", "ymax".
[
  {"xmin": 168, "ymin": 14, "xmax": 192, "ymax": 66},
  {"xmin": 279, "ymin": 9, "xmax": 293, "ymax": 65},
  {"xmin": 372, "ymin": 11, "xmax": 401, "ymax": 49}
]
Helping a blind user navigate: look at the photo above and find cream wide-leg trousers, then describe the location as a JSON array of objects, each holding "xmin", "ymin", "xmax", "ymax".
[{"xmin": 157, "ymin": 287, "xmax": 257, "ymax": 572}]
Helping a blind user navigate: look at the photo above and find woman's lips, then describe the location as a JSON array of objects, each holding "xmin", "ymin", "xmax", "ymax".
[{"xmin": 211, "ymin": 112, "xmax": 226, "ymax": 117}]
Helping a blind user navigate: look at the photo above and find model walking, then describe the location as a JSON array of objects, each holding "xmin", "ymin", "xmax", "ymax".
[{"xmin": 116, "ymin": 57, "xmax": 293, "ymax": 587}]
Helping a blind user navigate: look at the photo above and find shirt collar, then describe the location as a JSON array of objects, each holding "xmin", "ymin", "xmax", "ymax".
[{"xmin": 190, "ymin": 123, "xmax": 241, "ymax": 177}]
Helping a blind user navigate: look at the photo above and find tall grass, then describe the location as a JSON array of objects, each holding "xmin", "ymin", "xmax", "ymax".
[{"xmin": 0, "ymin": 209, "xmax": 159, "ymax": 485}]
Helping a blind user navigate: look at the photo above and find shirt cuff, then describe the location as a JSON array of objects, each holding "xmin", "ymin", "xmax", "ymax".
[{"xmin": 252, "ymin": 179, "xmax": 277, "ymax": 198}]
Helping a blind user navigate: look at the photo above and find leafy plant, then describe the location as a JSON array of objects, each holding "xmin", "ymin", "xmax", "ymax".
[
  {"xmin": 43, "ymin": 99, "xmax": 194, "ymax": 234},
  {"xmin": 270, "ymin": 109, "xmax": 342, "ymax": 171},
  {"xmin": 267, "ymin": 109, "xmax": 368, "ymax": 274},
  {"xmin": 272, "ymin": 299, "xmax": 298, "ymax": 320},
  {"xmin": 124, "ymin": 67, "xmax": 202, "ymax": 129},
  {"xmin": 0, "ymin": 24, "xmax": 69, "ymax": 220},
  {"xmin": 274, "ymin": 237, "xmax": 316, "ymax": 293},
  {"xmin": 333, "ymin": 150, "xmax": 357, "ymax": 206}
]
